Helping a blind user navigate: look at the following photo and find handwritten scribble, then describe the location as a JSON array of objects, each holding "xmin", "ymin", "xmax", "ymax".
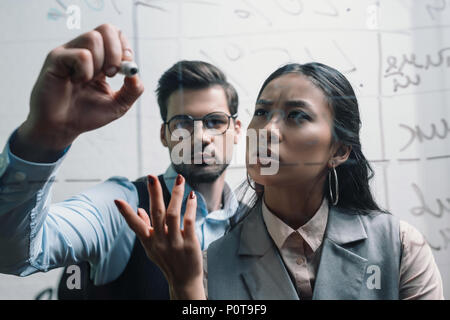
[
  {"xmin": 426, "ymin": 0, "xmax": 447, "ymax": 20},
  {"xmin": 384, "ymin": 47, "xmax": 450, "ymax": 92},
  {"xmin": 392, "ymin": 74, "xmax": 421, "ymax": 92},
  {"xmin": 224, "ymin": 43, "xmax": 244, "ymax": 61},
  {"xmin": 199, "ymin": 49, "xmax": 249, "ymax": 96},
  {"xmin": 424, "ymin": 228, "xmax": 450, "ymax": 251},
  {"xmin": 56, "ymin": 0, "xmax": 67, "ymax": 10},
  {"xmin": 313, "ymin": 0, "xmax": 339, "ymax": 17},
  {"xmin": 399, "ymin": 118, "xmax": 450, "ymax": 152},
  {"xmin": 274, "ymin": 0, "xmax": 304, "ymax": 15},
  {"xmin": 112, "ymin": 0, "xmax": 122, "ymax": 14},
  {"xmin": 234, "ymin": 9, "xmax": 250, "ymax": 19},
  {"xmin": 84, "ymin": 0, "xmax": 104, "ymax": 11},
  {"xmin": 251, "ymin": 47, "xmax": 293, "ymax": 62},
  {"xmin": 301, "ymin": 42, "xmax": 356, "ymax": 74},
  {"xmin": 410, "ymin": 183, "xmax": 450, "ymax": 218},
  {"xmin": 47, "ymin": 8, "xmax": 66, "ymax": 20},
  {"xmin": 240, "ymin": 0, "xmax": 272, "ymax": 26},
  {"xmin": 134, "ymin": 0, "xmax": 167, "ymax": 12},
  {"xmin": 47, "ymin": 0, "xmax": 67, "ymax": 20},
  {"xmin": 304, "ymin": 47, "xmax": 315, "ymax": 61},
  {"xmin": 332, "ymin": 40, "xmax": 357, "ymax": 73}
]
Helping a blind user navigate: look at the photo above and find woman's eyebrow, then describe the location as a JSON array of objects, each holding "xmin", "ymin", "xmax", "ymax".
[{"xmin": 284, "ymin": 99, "xmax": 313, "ymax": 110}]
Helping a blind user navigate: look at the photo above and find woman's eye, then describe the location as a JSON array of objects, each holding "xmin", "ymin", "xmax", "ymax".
[
  {"xmin": 254, "ymin": 108, "xmax": 267, "ymax": 116},
  {"xmin": 288, "ymin": 111, "xmax": 311, "ymax": 120},
  {"xmin": 288, "ymin": 111, "xmax": 311, "ymax": 123}
]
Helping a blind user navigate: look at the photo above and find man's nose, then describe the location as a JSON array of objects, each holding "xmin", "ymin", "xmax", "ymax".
[{"xmin": 192, "ymin": 120, "xmax": 212, "ymax": 146}]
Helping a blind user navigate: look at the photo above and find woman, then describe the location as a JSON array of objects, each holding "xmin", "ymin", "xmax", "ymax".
[{"xmin": 115, "ymin": 63, "xmax": 444, "ymax": 300}]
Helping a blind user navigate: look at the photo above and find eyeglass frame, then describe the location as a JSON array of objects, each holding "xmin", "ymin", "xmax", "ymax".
[{"xmin": 163, "ymin": 111, "xmax": 238, "ymax": 137}]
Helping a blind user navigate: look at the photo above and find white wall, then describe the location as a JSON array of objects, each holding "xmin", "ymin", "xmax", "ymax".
[{"xmin": 0, "ymin": 0, "xmax": 449, "ymax": 299}]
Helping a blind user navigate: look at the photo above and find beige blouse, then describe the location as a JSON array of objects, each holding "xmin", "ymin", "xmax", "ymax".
[{"xmin": 202, "ymin": 197, "xmax": 444, "ymax": 300}]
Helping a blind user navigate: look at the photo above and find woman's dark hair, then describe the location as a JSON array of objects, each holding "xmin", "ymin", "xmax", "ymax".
[
  {"xmin": 231, "ymin": 62, "xmax": 387, "ymax": 230},
  {"xmin": 156, "ymin": 60, "xmax": 238, "ymax": 121}
]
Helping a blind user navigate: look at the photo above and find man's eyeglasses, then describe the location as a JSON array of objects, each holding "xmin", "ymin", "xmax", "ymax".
[{"xmin": 164, "ymin": 112, "xmax": 238, "ymax": 137}]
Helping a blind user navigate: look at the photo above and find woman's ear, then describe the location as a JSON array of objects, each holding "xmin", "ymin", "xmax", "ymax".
[
  {"xmin": 160, "ymin": 123, "xmax": 168, "ymax": 147},
  {"xmin": 329, "ymin": 143, "xmax": 352, "ymax": 168},
  {"xmin": 233, "ymin": 119, "xmax": 242, "ymax": 144}
]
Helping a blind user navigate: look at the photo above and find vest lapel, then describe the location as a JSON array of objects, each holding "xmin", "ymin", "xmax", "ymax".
[
  {"xmin": 238, "ymin": 199, "xmax": 299, "ymax": 300},
  {"xmin": 312, "ymin": 206, "xmax": 368, "ymax": 300}
]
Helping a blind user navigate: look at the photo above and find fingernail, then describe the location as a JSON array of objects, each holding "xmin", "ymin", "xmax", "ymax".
[
  {"xmin": 176, "ymin": 174, "xmax": 183, "ymax": 185},
  {"xmin": 106, "ymin": 66, "xmax": 117, "ymax": 77},
  {"xmin": 124, "ymin": 48, "xmax": 133, "ymax": 57},
  {"xmin": 147, "ymin": 175, "xmax": 154, "ymax": 186},
  {"xmin": 189, "ymin": 190, "xmax": 196, "ymax": 199}
]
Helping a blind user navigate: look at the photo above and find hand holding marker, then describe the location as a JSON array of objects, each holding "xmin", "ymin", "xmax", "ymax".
[{"xmin": 13, "ymin": 24, "xmax": 145, "ymax": 161}]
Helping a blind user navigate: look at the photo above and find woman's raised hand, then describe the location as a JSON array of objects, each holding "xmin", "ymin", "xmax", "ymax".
[{"xmin": 114, "ymin": 174, "xmax": 205, "ymax": 300}]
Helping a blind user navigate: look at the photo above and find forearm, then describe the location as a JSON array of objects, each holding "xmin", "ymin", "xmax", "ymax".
[
  {"xmin": 10, "ymin": 121, "xmax": 73, "ymax": 163},
  {"xmin": 0, "ymin": 176, "xmax": 139, "ymax": 275}
]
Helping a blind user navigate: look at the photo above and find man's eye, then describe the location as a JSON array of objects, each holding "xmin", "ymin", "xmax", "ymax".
[
  {"xmin": 205, "ymin": 119, "xmax": 224, "ymax": 128},
  {"xmin": 254, "ymin": 108, "xmax": 267, "ymax": 116}
]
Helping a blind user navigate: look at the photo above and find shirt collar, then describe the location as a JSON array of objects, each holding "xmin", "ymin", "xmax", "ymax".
[
  {"xmin": 162, "ymin": 164, "xmax": 238, "ymax": 221},
  {"xmin": 261, "ymin": 196, "xmax": 329, "ymax": 252}
]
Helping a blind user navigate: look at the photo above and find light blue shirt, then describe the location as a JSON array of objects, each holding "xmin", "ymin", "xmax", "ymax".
[{"xmin": 0, "ymin": 128, "xmax": 238, "ymax": 285}]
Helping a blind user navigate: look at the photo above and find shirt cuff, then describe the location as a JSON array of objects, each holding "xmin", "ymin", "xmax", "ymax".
[{"xmin": 0, "ymin": 128, "xmax": 71, "ymax": 188}]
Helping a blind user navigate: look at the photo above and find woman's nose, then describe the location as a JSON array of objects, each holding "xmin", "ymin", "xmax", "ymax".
[
  {"xmin": 264, "ymin": 109, "xmax": 284, "ymax": 129},
  {"xmin": 263, "ymin": 110, "xmax": 283, "ymax": 135},
  {"xmin": 261, "ymin": 114, "xmax": 282, "ymax": 146}
]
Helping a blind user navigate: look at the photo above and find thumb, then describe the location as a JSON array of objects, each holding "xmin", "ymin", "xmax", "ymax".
[{"xmin": 113, "ymin": 75, "xmax": 144, "ymax": 111}]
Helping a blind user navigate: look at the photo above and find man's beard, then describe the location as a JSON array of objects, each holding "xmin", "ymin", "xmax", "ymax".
[{"xmin": 172, "ymin": 162, "xmax": 230, "ymax": 187}]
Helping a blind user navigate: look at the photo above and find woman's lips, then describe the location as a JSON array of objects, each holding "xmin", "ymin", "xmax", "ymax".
[
  {"xmin": 249, "ymin": 151, "xmax": 298, "ymax": 168},
  {"xmin": 250, "ymin": 150, "xmax": 281, "ymax": 166}
]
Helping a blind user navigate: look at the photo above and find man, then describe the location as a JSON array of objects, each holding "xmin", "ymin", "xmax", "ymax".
[{"xmin": 0, "ymin": 24, "xmax": 242, "ymax": 299}]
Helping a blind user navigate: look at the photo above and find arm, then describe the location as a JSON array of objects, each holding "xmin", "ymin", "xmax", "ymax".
[
  {"xmin": 0, "ymin": 23, "xmax": 144, "ymax": 278},
  {"xmin": 0, "ymin": 130, "xmax": 138, "ymax": 276},
  {"xmin": 399, "ymin": 220, "xmax": 444, "ymax": 300},
  {"xmin": 115, "ymin": 174, "xmax": 206, "ymax": 300}
]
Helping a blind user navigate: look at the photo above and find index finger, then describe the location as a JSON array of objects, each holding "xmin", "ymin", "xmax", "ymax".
[{"xmin": 114, "ymin": 199, "xmax": 150, "ymax": 239}]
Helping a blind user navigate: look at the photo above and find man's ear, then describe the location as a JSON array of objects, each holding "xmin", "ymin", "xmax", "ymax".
[
  {"xmin": 233, "ymin": 119, "xmax": 242, "ymax": 144},
  {"xmin": 160, "ymin": 123, "xmax": 168, "ymax": 147},
  {"xmin": 329, "ymin": 143, "xmax": 352, "ymax": 168}
]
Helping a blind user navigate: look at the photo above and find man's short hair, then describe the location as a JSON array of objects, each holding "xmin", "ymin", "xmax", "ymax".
[{"xmin": 156, "ymin": 60, "xmax": 239, "ymax": 121}]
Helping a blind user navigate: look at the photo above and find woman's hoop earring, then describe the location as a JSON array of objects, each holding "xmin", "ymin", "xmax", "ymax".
[
  {"xmin": 328, "ymin": 166, "xmax": 339, "ymax": 206},
  {"xmin": 246, "ymin": 172, "xmax": 256, "ymax": 191}
]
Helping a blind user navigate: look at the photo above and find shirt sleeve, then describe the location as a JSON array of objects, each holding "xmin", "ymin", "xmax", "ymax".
[
  {"xmin": 398, "ymin": 220, "xmax": 444, "ymax": 300},
  {"xmin": 0, "ymin": 129, "xmax": 139, "ymax": 279}
]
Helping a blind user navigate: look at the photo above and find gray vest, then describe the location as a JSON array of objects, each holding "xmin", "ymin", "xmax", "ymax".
[{"xmin": 207, "ymin": 198, "xmax": 402, "ymax": 300}]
